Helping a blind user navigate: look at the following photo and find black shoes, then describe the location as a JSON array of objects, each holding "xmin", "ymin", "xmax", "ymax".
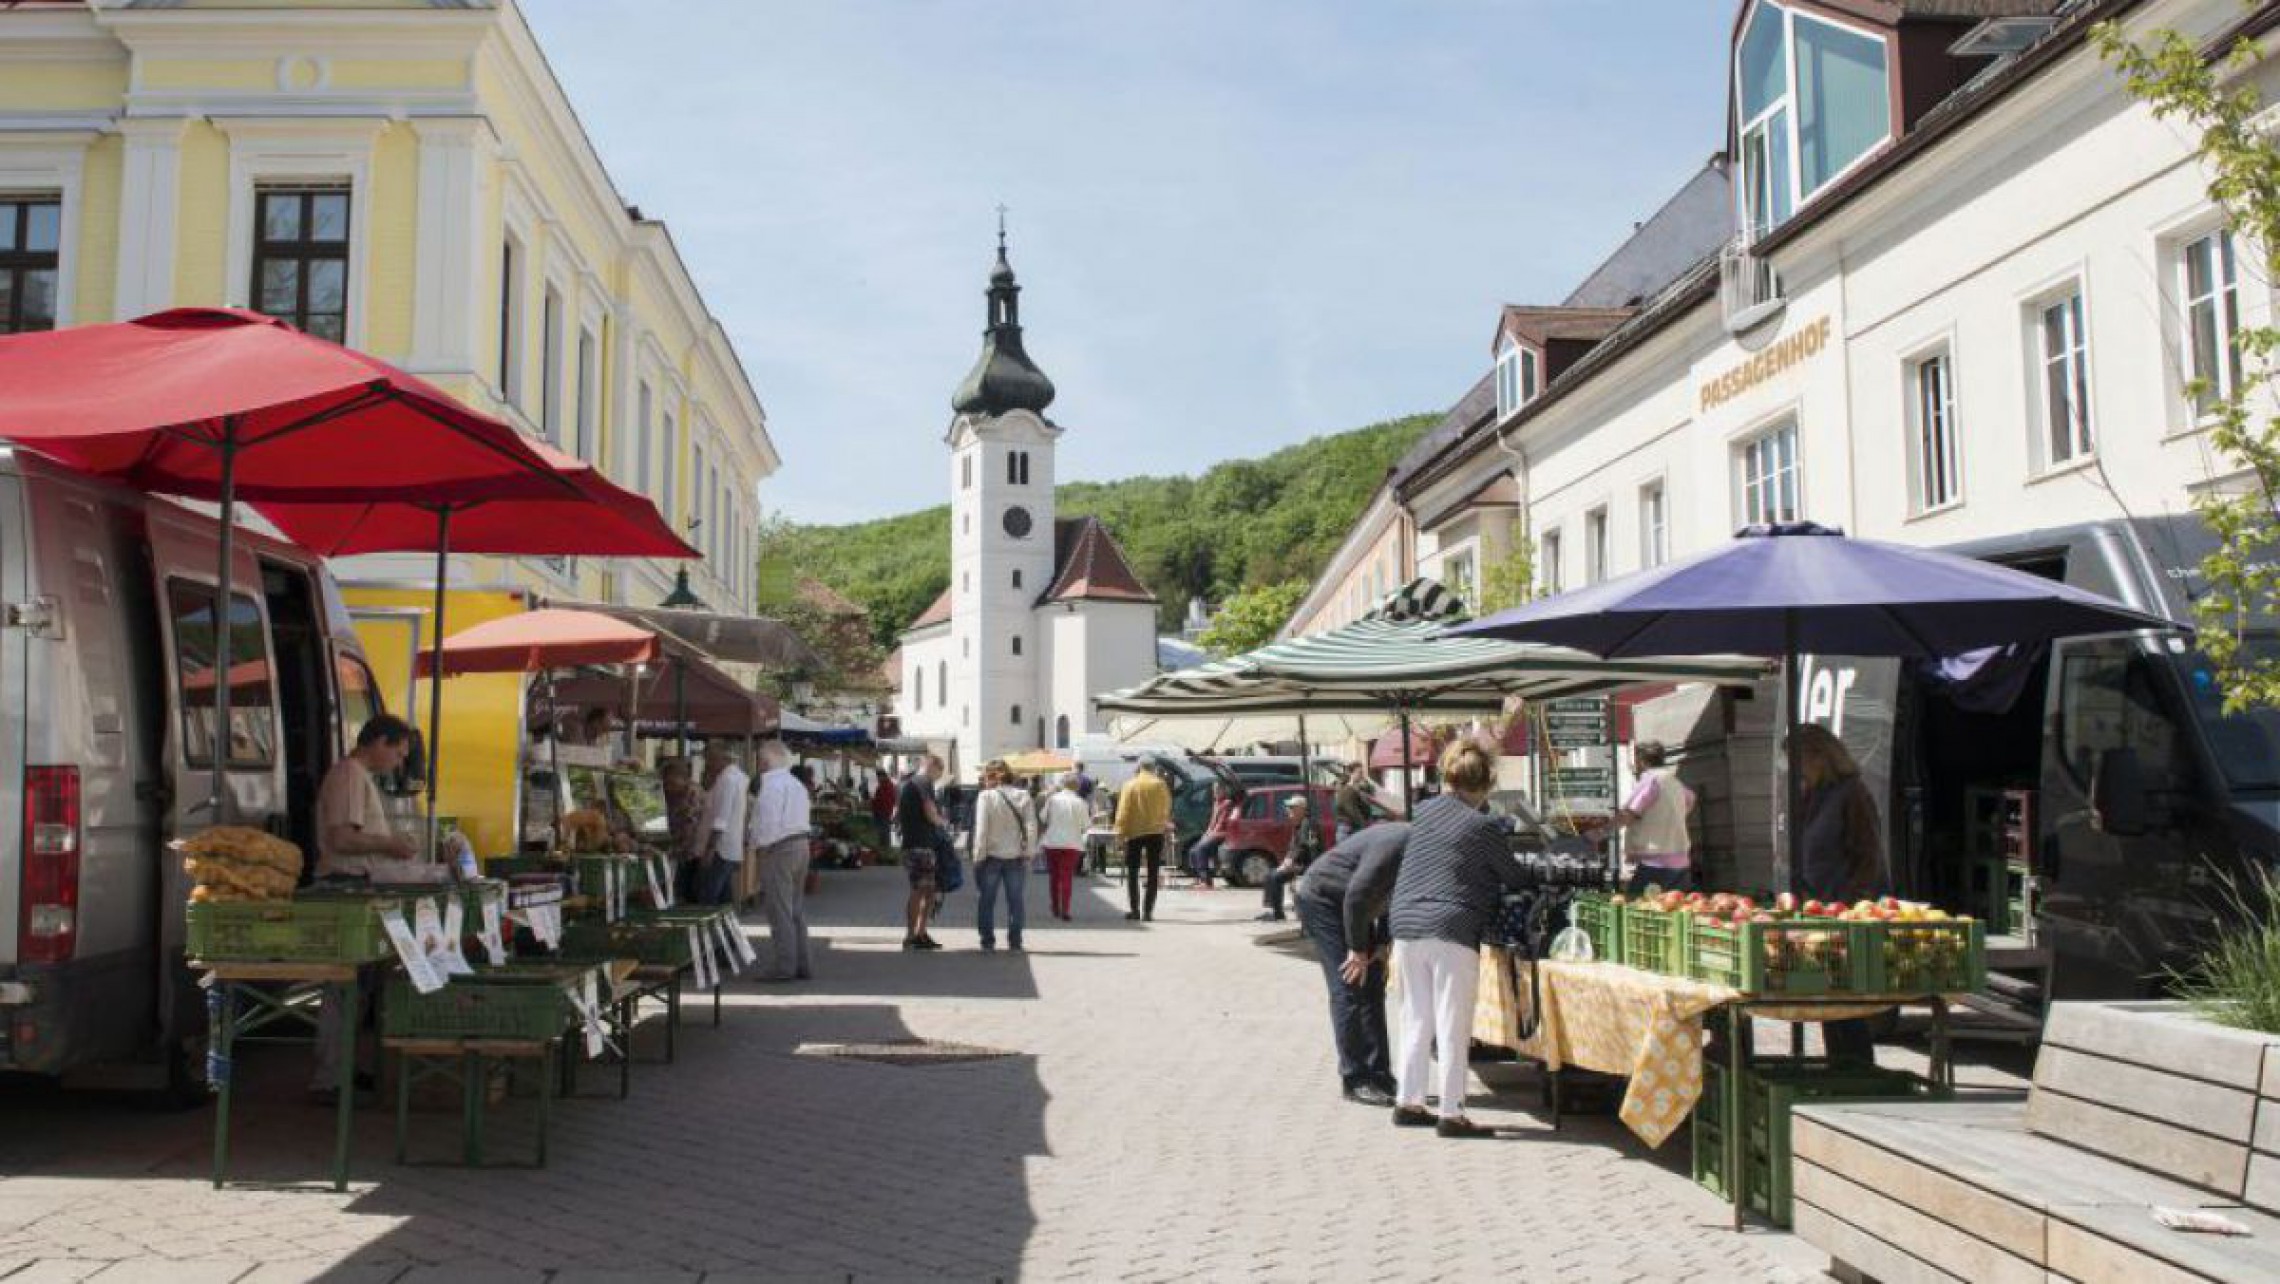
[
  {"xmin": 1345, "ymin": 1084, "xmax": 1396, "ymax": 1107},
  {"xmin": 1436, "ymin": 1116, "xmax": 1495, "ymax": 1140},
  {"xmin": 1391, "ymin": 1105, "xmax": 1435, "ymax": 1128},
  {"xmin": 1253, "ymin": 911, "xmax": 1285, "ymax": 923},
  {"xmin": 903, "ymin": 936, "xmax": 943, "ymax": 951},
  {"xmin": 1124, "ymin": 910, "xmax": 1139, "ymax": 921}
]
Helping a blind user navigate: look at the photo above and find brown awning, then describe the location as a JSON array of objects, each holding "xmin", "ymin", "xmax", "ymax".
[
  {"xmin": 546, "ymin": 597, "xmax": 821, "ymax": 670},
  {"xmin": 547, "ymin": 632, "xmax": 779, "ymax": 739}
]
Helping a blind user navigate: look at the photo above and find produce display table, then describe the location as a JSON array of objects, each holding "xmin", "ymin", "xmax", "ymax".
[
  {"xmin": 1474, "ymin": 951, "xmax": 1955, "ymax": 1228},
  {"xmin": 195, "ymin": 960, "xmax": 362, "ymax": 1192},
  {"xmin": 384, "ymin": 1035, "xmax": 557, "ymax": 1168}
]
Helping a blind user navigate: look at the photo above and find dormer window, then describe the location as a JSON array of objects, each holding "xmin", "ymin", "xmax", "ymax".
[
  {"xmin": 1494, "ymin": 338, "xmax": 1541, "ymax": 421},
  {"xmin": 1735, "ymin": 1, "xmax": 1891, "ymax": 241}
]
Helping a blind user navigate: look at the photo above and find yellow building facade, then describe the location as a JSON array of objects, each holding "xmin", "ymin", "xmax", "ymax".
[{"xmin": 0, "ymin": 0, "xmax": 777, "ymax": 623}]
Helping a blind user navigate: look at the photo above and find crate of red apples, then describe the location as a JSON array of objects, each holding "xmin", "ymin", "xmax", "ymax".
[{"xmin": 1591, "ymin": 889, "xmax": 1984, "ymax": 996}]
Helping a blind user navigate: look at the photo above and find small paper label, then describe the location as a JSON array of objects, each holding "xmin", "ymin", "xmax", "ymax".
[
  {"xmin": 655, "ymin": 855, "xmax": 675, "ymax": 909},
  {"xmin": 577, "ymin": 971, "xmax": 607, "ymax": 1059},
  {"xmin": 382, "ymin": 907, "xmax": 446, "ymax": 994},
  {"xmin": 644, "ymin": 859, "xmax": 668, "ymax": 910},
  {"xmin": 708, "ymin": 916, "xmax": 737, "ymax": 976},
  {"xmin": 689, "ymin": 925, "xmax": 714, "ymax": 991},
  {"xmin": 479, "ymin": 896, "xmax": 507, "ymax": 966},
  {"xmin": 413, "ymin": 897, "xmax": 445, "ymax": 956},
  {"xmin": 437, "ymin": 899, "xmax": 474, "ymax": 977},
  {"xmin": 724, "ymin": 912, "xmax": 758, "ymax": 967}
]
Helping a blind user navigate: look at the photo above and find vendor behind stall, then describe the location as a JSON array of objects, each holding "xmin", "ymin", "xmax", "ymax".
[{"xmin": 315, "ymin": 714, "xmax": 424, "ymax": 879}]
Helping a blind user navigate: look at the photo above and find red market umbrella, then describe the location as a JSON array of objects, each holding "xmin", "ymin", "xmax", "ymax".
[
  {"xmin": 417, "ymin": 609, "xmax": 661, "ymax": 679},
  {"xmin": 0, "ymin": 308, "xmax": 592, "ymax": 818}
]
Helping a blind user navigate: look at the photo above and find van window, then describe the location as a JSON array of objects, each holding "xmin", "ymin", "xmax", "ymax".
[
  {"xmin": 1242, "ymin": 793, "xmax": 1276, "ymax": 821},
  {"xmin": 2059, "ymin": 642, "xmax": 2189, "ymax": 790},
  {"xmin": 335, "ymin": 654, "xmax": 380, "ymax": 752},
  {"xmin": 2182, "ymin": 637, "xmax": 2280, "ymax": 791},
  {"xmin": 168, "ymin": 580, "xmax": 276, "ymax": 768}
]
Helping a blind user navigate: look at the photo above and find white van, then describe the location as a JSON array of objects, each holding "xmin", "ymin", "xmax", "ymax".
[{"xmin": 0, "ymin": 452, "xmax": 386, "ymax": 1098}]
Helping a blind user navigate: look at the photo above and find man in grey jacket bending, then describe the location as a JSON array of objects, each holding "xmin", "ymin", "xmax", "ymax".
[{"xmin": 1293, "ymin": 822, "xmax": 1411, "ymax": 1106}]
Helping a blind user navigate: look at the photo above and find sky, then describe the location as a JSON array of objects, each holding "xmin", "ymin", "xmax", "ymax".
[{"xmin": 523, "ymin": 1, "xmax": 1737, "ymax": 524}]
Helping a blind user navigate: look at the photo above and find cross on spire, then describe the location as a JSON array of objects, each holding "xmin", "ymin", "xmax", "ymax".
[{"xmin": 996, "ymin": 203, "xmax": 1009, "ymax": 254}]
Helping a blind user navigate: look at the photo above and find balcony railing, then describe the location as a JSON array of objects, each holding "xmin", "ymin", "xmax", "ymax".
[{"xmin": 1719, "ymin": 236, "xmax": 1786, "ymax": 335}]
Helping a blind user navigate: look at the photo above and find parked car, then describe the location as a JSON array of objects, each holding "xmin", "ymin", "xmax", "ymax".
[
  {"xmin": 1212, "ymin": 784, "xmax": 1338, "ymax": 887},
  {"xmin": 0, "ymin": 453, "xmax": 387, "ymax": 1100}
]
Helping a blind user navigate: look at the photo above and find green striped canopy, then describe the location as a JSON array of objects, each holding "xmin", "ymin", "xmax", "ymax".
[{"xmin": 1097, "ymin": 579, "xmax": 1766, "ymax": 722}]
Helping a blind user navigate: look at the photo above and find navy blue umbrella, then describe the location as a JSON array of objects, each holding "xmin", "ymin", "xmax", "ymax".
[{"xmin": 1446, "ymin": 522, "xmax": 2188, "ymax": 892}]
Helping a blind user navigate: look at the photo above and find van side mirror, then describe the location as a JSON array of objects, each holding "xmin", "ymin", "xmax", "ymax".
[{"xmin": 2092, "ymin": 747, "xmax": 2150, "ymax": 837}]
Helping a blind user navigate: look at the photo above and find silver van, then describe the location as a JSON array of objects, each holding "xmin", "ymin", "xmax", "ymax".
[{"xmin": 0, "ymin": 451, "xmax": 385, "ymax": 1097}]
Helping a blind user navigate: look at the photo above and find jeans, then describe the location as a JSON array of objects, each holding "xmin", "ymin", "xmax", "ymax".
[
  {"xmin": 1394, "ymin": 937, "xmax": 1481, "ymax": 1119},
  {"xmin": 697, "ymin": 855, "xmax": 738, "ymax": 907},
  {"xmin": 1295, "ymin": 890, "xmax": 1390, "ymax": 1091},
  {"xmin": 1625, "ymin": 863, "xmax": 1693, "ymax": 896},
  {"xmin": 1043, "ymin": 847, "xmax": 1081, "ymax": 917},
  {"xmin": 976, "ymin": 857, "xmax": 1028, "ymax": 948},
  {"xmin": 1261, "ymin": 866, "xmax": 1298, "ymax": 919},
  {"xmin": 1186, "ymin": 835, "xmax": 1224, "ymax": 883},
  {"xmin": 1124, "ymin": 835, "xmax": 1164, "ymax": 919},
  {"xmin": 757, "ymin": 836, "xmax": 812, "ymax": 978}
]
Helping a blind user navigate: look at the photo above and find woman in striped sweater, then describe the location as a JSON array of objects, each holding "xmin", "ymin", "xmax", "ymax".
[{"xmin": 1387, "ymin": 738, "xmax": 1528, "ymax": 1139}]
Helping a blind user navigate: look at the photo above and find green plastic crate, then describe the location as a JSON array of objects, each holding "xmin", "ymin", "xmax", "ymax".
[
  {"xmin": 1567, "ymin": 894, "xmax": 1624, "ymax": 966},
  {"xmin": 1745, "ymin": 1062, "xmax": 1947, "ymax": 1225},
  {"xmin": 482, "ymin": 855, "xmax": 566, "ymax": 879},
  {"xmin": 1685, "ymin": 917, "xmax": 1875, "ymax": 995},
  {"xmin": 559, "ymin": 918, "xmax": 697, "ymax": 966},
  {"xmin": 1619, "ymin": 906, "xmax": 1688, "ymax": 976},
  {"xmin": 1863, "ymin": 919, "xmax": 1986, "ymax": 995},
  {"xmin": 186, "ymin": 896, "xmax": 400, "ymax": 964},
  {"xmin": 382, "ymin": 968, "xmax": 583, "ymax": 1041}
]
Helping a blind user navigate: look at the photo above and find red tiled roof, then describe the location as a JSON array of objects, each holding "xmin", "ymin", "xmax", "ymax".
[
  {"xmin": 908, "ymin": 588, "xmax": 952, "ymax": 631},
  {"xmin": 1494, "ymin": 305, "xmax": 1635, "ymax": 352},
  {"xmin": 1040, "ymin": 516, "xmax": 1157, "ymax": 606}
]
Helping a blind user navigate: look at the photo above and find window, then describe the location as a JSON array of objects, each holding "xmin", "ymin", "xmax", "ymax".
[
  {"xmin": 334, "ymin": 656, "xmax": 379, "ymax": 757},
  {"xmin": 913, "ymin": 665, "xmax": 923, "ymax": 711},
  {"xmin": 1494, "ymin": 339, "xmax": 1541, "ymax": 419},
  {"xmin": 1012, "ymin": 569, "xmax": 1023, "ymax": 590},
  {"xmin": 1737, "ymin": 422, "xmax": 1800, "ymax": 525},
  {"xmin": 1243, "ymin": 793, "xmax": 1275, "ymax": 820},
  {"xmin": 2182, "ymin": 229, "xmax": 2243, "ymax": 416},
  {"xmin": 575, "ymin": 328, "xmax": 598, "ymax": 461},
  {"xmin": 938, "ymin": 661, "xmax": 947, "ymax": 699},
  {"xmin": 962, "ymin": 572, "xmax": 970, "ymax": 593},
  {"xmin": 1006, "ymin": 450, "xmax": 1030, "ymax": 486},
  {"xmin": 1640, "ymin": 482, "xmax": 1668, "ymax": 568},
  {"xmin": 1011, "ymin": 704, "xmax": 1023, "ymax": 727},
  {"xmin": 1908, "ymin": 350, "xmax": 1961, "ymax": 513},
  {"xmin": 1055, "ymin": 714, "xmax": 1070, "ymax": 748},
  {"xmin": 252, "ymin": 187, "xmax": 350, "ymax": 342},
  {"xmin": 2036, "ymin": 289, "xmax": 2093, "ymax": 467},
  {"xmin": 1012, "ymin": 636, "xmax": 1023, "ymax": 656},
  {"xmin": 662, "ymin": 412, "xmax": 679, "ymax": 520},
  {"xmin": 167, "ymin": 580, "xmax": 276, "ymax": 769},
  {"xmin": 962, "ymin": 453, "xmax": 973, "ymax": 490},
  {"xmin": 1539, "ymin": 529, "xmax": 1563, "ymax": 596},
  {"xmin": 1734, "ymin": 3, "xmax": 1889, "ymax": 239},
  {"xmin": 636, "ymin": 383, "xmax": 655, "ymax": 495},
  {"xmin": 2059, "ymin": 641, "xmax": 2188, "ymax": 790},
  {"xmin": 1584, "ymin": 507, "xmax": 1611, "ymax": 584},
  {"xmin": 498, "ymin": 236, "xmax": 523, "ymax": 403},
  {"xmin": 692, "ymin": 444, "xmax": 707, "ymax": 539},
  {"xmin": 540, "ymin": 286, "xmax": 563, "ymax": 443},
  {"xmin": 0, "ymin": 197, "xmax": 62, "ymax": 335},
  {"xmin": 1445, "ymin": 551, "xmax": 1476, "ymax": 606}
]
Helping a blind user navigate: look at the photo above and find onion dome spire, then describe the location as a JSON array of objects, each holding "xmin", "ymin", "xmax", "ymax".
[{"xmin": 952, "ymin": 212, "xmax": 1056, "ymax": 416}]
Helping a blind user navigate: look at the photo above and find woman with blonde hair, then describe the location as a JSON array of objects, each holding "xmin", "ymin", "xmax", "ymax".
[
  {"xmin": 1386, "ymin": 737, "xmax": 1529, "ymax": 1139},
  {"xmin": 1788, "ymin": 723, "xmax": 1889, "ymax": 1063}
]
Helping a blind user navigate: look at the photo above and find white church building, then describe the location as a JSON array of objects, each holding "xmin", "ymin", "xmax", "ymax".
[{"xmin": 892, "ymin": 237, "xmax": 1159, "ymax": 774}]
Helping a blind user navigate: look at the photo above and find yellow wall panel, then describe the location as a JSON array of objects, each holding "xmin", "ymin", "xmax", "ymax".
[
  {"xmin": 172, "ymin": 121, "xmax": 231, "ymax": 305},
  {"xmin": 362, "ymin": 123, "xmax": 418, "ymax": 360},
  {"xmin": 0, "ymin": 63, "xmax": 127, "ymax": 112},
  {"xmin": 344, "ymin": 585, "xmax": 531, "ymax": 858},
  {"xmin": 73, "ymin": 135, "xmax": 122, "ymax": 325},
  {"xmin": 138, "ymin": 60, "xmax": 274, "ymax": 92},
  {"xmin": 329, "ymin": 59, "xmax": 469, "ymax": 92}
]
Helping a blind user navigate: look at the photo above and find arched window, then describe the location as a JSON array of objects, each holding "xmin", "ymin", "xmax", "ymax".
[
  {"xmin": 1055, "ymin": 715, "xmax": 1070, "ymax": 748},
  {"xmin": 1036, "ymin": 716, "xmax": 1046, "ymax": 748}
]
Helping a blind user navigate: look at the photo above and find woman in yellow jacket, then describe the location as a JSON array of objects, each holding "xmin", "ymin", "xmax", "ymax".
[{"xmin": 1114, "ymin": 759, "xmax": 1173, "ymax": 922}]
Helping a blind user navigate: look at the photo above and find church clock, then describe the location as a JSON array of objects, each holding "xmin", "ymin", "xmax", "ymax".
[{"xmin": 1002, "ymin": 505, "xmax": 1033, "ymax": 539}]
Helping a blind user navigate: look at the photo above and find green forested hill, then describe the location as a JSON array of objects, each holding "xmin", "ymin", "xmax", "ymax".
[{"xmin": 784, "ymin": 413, "xmax": 1434, "ymax": 644}]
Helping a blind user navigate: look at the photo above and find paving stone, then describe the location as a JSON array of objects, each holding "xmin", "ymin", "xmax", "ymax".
[
  {"xmin": 3, "ymin": 1266, "xmax": 111, "ymax": 1284},
  {"xmin": 86, "ymin": 1263, "xmax": 249, "ymax": 1284}
]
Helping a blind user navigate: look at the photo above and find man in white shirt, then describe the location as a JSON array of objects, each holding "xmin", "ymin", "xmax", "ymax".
[
  {"xmin": 746, "ymin": 740, "xmax": 814, "ymax": 980},
  {"xmin": 698, "ymin": 741, "xmax": 750, "ymax": 907}
]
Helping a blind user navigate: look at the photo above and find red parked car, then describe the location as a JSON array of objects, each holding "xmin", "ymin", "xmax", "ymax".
[{"xmin": 1213, "ymin": 784, "xmax": 1337, "ymax": 887}]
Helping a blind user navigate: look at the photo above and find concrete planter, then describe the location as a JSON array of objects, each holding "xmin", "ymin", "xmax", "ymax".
[{"xmin": 2033, "ymin": 1000, "xmax": 2280, "ymax": 1208}]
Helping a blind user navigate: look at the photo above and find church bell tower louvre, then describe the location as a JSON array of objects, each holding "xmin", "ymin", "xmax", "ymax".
[{"xmin": 946, "ymin": 220, "xmax": 1061, "ymax": 768}]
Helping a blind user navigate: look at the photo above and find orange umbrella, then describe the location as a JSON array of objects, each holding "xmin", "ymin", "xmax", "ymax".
[{"xmin": 418, "ymin": 608, "xmax": 660, "ymax": 679}]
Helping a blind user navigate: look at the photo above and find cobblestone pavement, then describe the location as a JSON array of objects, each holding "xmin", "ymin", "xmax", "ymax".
[{"xmin": 0, "ymin": 868, "xmax": 2023, "ymax": 1282}]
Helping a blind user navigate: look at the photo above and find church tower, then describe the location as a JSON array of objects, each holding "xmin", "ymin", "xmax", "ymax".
[{"xmin": 945, "ymin": 225, "xmax": 1059, "ymax": 770}]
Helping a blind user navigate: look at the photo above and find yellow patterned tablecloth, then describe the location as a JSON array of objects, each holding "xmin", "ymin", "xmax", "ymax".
[
  {"xmin": 1473, "ymin": 952, "xmax": 1909, "ymax": 1148},
  {"xmin": 1475, "ymin": 953, "xmax": 1734, "ymax": 1147}
]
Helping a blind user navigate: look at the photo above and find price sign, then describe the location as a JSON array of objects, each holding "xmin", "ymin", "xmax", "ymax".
[
  {"xmin": 1546, "ymin": 766, "xmax": 1616, "ymax": 812},
  {"xmin": 1542, "ymin": 697, "xmax": 1611, "ymax": 750}
]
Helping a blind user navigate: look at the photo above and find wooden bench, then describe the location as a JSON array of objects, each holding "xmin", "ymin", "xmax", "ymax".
[
  {"xmin": 386, "ymin": 1035, "xmax": 557, "ymax": 1168},
  {"xmin": 1791, "ymin": 1001, "xmax": 2280, "ymax": 1282}
]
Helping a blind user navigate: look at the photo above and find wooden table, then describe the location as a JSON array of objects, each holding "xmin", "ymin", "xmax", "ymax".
[{"xmin": 195, "ymin": 959, "xmax": 362, "ymax": 1191}]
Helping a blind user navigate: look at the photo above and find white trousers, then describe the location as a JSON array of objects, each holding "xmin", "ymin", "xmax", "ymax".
[{"xmin": 1394, "ymin": 937, "xmax": 1481, "ymax": 1119}]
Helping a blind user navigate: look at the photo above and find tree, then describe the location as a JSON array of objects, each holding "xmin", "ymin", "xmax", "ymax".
[
  {"xmin": 2098, "ymin": 21, "xmax": 2280, "ymax": 710},
  {"xmin": 1197, "ymin": 580, "xmax": 1309, "ymax": 656},
  {"xmin": 753, "ymin": 518, "xmax": 889, "ymax": 699},
  {"xmin": 1474, "ymin": 536, "xmax": 1536, "ymax": 616}
]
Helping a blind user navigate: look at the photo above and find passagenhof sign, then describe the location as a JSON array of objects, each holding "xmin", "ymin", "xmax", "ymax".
[{"xmin": 1699, "ymin": 315, "xmax": 1832, "ymax": 411}]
